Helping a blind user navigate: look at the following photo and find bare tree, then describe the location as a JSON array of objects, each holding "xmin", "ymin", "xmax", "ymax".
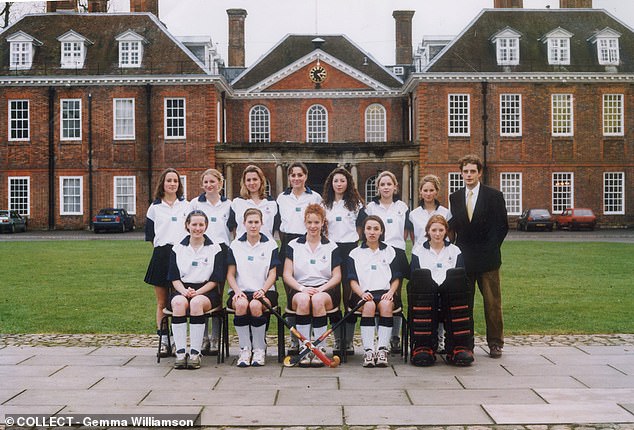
[
  {"xmin": 1, "ymin": 1, "xmax": 46, "ymax": 29},
  {"xmin": 1, "ymin": 2, "xmax": 14, "ymax": 29}
]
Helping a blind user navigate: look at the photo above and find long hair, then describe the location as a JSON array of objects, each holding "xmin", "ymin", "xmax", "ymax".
[
  {"xmin": 239, "ymin": 165, "xmax": 267, "ymax": 199},
  {"xmin": 419, "ymin": 174, "xmax": 441, "ymax": 193},
  {"xmin": 304, "ymin": 203, "xmax": 328, "ymax": 238},
  {"xmin": 375, "ymin": 170, "xmax": 399, "ymax": 195},
  {"xmin": 322, "ymin": 167, "xmax": 364, "ymax": 212},
  {"xmin": 154, "ymin": 168, "xmax": 184, "ymax": 201}
]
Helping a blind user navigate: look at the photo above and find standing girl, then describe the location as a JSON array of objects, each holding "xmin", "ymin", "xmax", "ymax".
[
  {"xmin": 144, "ymin": 168, "xmax": 190, "ymax": 357},
  {"xmin": 167, "ymin": 210, "xmax": 225, "ymax": 369},
  {"xmin": 282, "ymin": 204, "xmax": 342, "ymax": 367},
  {"xmin": 321, "ymin": 167, "xmax": 364, "ymax": 354},
  {"xmin": 347, "ymin": 215, "xmax": 402, "ymax": 367},
  {"xmin": 189, "ymin": 168, "xmax": 232, "ymax": 356},
  {"xmin": 409, "ymin": 174, "xmax": 449, "ymax": 247},
  {"xmin": 362, "ymin": 170, "xmax": 412, "ymax": 353},
  {"xmin": 230, "ymin": 165, "xmax": 279, "ymax": 241},
  {"xmin": 226, "ymin": 208, "xmax": 280, "ymax": 367}
]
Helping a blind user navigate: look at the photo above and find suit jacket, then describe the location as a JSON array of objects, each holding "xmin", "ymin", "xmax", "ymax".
[{"xmin": 448, "ymin": 184, "xmax": 509, "ymax": 273}]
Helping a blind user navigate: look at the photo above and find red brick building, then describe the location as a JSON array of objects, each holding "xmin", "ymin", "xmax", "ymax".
[{"xmin": 1, "ymin": 0, "xmax": 632, "ymax": 229}]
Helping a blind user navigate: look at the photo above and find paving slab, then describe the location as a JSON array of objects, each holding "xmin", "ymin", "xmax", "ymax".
[
  {"xmin": 90, "ymin": 376, "xmax": 221, "ymax": 391},
  {"xmin": 276, "ymin": 388, "xmax": 409, "ymax": 406},
  {"xmin": 535, "ymin": 388, "xmax": 634, "ymax": 403},
  {"xmin": 482, "ymin": 346, "xmax": 588, "ymax": 356},
  {"xmin": 407, "ymin": 388, "xmax": 545, "ymax": 405},
  {"xmin": 0, "ymin": 405, "xmax": 64, "ymax": 425},
  {"xmin": 51, "ymin": 364, "xmax": 170, "ymax": 378},
  {"xmin": 622, "ymin": 403, "xmax": 634, "ymax": 415},
  {"xmin": 20, "ymin": 354, "xmax": 134, "ymax": 366},
  {"xmin": 214, "ymin": 376, "xmax": 338, "ymax": 390},
  {"xmin": 88, "ymin": 346, "xmax": 157, "ymax": 356},
  {"xmin": 1, "ymin": 346, "xmax": 98, "ymax": 355},
  {"xmin": 5, "ymin": 389, "xmax": 149, "ymax": 406},
  {"xmin": 574, "ymin": 375, "xmax": 634, "ymax": 389},
  {"xmin": 199, "ymin": 405, "xmax": 343, "ymax": 426},
  {"xmin": 457, "ymin": 375, "xmax": 586, "ymax": 389},
  {"xmin": 0, "ymin": 376, "xmax": 101, "ymax": 390},
  {"xmin": 344, "ymin": 405, "xmax": 494, "ymax": 425},
  {"xmin": 0, "ymin": 365, "xmax": 62, "ymax": 377},
  {"xmin": 339, "ymin": 375, "xmax": 463, "ymax": 390},
  {"xmin": 576, "ymin": 345, "xmax": 634, "ymax": 355},
  {"xmin": 502, "ymin": 364, "xmax": 625, "ymax": 376},
  {"xmin": 393, "ymin": 361, "xmax": 512, "ymax": 377},
  {"xmin": 0, "ymin": 389, "xmax": 23, "ymax": 405},
  {"xmin": 141, "ymin": 389, "xmax": 277, "ymax": 406},
  {"xmin": 543, "ymin": 354, "xmax": 634, "ymax": 366},
  {"xmin": 483, "ymin": 403, "xmax": 634, "ymax": 424},
  {"xmin": 58, "ymin": 405, "xmax": 202, "ymax": 416}
]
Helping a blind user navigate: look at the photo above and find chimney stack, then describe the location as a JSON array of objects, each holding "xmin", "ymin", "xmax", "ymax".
[
  {"xmin": 47, "ymin": 0, "xmax": 78, "ymax": 12},
  {"xmin": 393, "ymin": 10, "xmax": 415, "ymax": 65},
  {"xmin": 227, "ymin": 9, "xmax": 247, "ymax": 67},
  {"xmin": 493, "ymin": 0, "xmax": 523, "ymax": 7},
  {"xmin": 130, "ymin": 0, "xmax": 158, "ymax": 16},
  {"xmin": 559, "ymin": 0, "xmax": 592, "ymax": 8},
  {"xmin": 88, "ymin": 0, "xmax": 108, "ymax": 12}
]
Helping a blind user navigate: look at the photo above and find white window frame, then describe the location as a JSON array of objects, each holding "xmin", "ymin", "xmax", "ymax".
[
  {"xmin": 365, "ymin": 175, "xmax": 377, "ymax": 203},
  {"xmin": 8, "ymin": 176, "xmax": 30, "ymax": 216},
  {"xmin": 597, "ymin": 38, "xmax": 619, "ymax": 66},
  {"xmin": 8, "ymin": 99, "xmax": 30, "ymax": 141},
  {"xmin": 448, "ymin": 94, "xmax": 470, "ymax": 137},
  {"xmin": 164, "ymin": 98, "xmax": 186, "ymax": 139},
  {"xmin": 365, "ymin": 103, "xmax": 386, "ymax": 142},
  {"xmin": 448, "ymin": 172, "xmax": 464, "ymax": 197},
  {"xmin": 60, "ymin": 98, "xmax": 82, "ymax": 141},
  {"xmin": 114, "ymin": 176, "xmax": 136, "ymax": 214},
  {"xmin": 10, "ymin": 41, "xmax": 33, "ymax": 70},
  {"xmin": 552, "ymin": 172, "xmax": 573, "ymax": 214},
  {"xmin": 60, "ymin": 41, "xmax": 85, "ymax": 69},
  {"xmin": 113, "ymin": 98, "xmax": 135, "ymax": 140},
  {"xmin": 603, "ymin": 172, "xmax": 625, "ymax": 215},
  {"xmin": 602, "ymin": 94, "xmax": 624, "ymax": 137},
  {"xmin": 306, "ymin": 104, "xmax": 328, "ymax": 143},
  {"xmin": 60, "ymin": 176, "xmax": 83, "ymax": 215},
  {"xmin": 496, "ymin": 37, "xmax": 519, "ymax": 66},
  {"xmin": 249, "ymin": 105, "xmax": 270, "ymax": 143},
  {"xmin": 548, "ymin": 38, "xmax": 570, "ymax": 65},
  {"xmin": 119, "ymin": 40, "xmax": 142, "ymax": 68},
  {"xmin": 500, "ymin": 172, "xmax": 522, "ymax": 216},
  {"xmin": 551, "ymin": 94, "xmax": 573, "ymax": 137},
  {"xmin": 500, "ymin": 94, "xmax": 522, "ymax": 137}
]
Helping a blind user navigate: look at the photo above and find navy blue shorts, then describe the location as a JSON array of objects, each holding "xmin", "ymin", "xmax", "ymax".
[
  {"xmin": 227, "ymin": 289, "xmax": 279, "ymax": 310},
  {"xmin": 170, "ymin": 282, "xmax": 222, "ymax": 309}
]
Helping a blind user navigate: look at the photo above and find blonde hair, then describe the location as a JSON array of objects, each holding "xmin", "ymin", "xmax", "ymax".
[
  {"xmin": 239, "ymin": 165, "xmax": 267, "ymax": 199},
  {"xmin": 375, "ymin": 171, "xmax": 398, "ymax": 191},
  {"xmin": 420, "ymin": 174, "xmax": 440, "ymax": 192},
  {"xmin": 200, "ymin": 168, "xmax": 224, "ymax": 186}
]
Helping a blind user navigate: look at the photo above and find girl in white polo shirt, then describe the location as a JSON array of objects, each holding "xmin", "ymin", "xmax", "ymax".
[
  {"xmin": 321, "ymin": 167, "xmax": 364, "ymax": 354},
  {"xmin": 226, "ymin": 208, "xmax": 280, "ymax": 367},
  {"xmin": 229, "ymin": 165, "xmax": 279, "ymax": 241},
  {"xmin": 283, "ymin": 204, "xmax": 342, "ymax": 367},
  {"xmin": 189, "ymin": 168, "xmax": 232, "ymax": 355},
  {"xmin": 144, "ymin": 168, "xmax": 190, "ymax": 357},
  {"xmin": 348, "ymin": 215, "xmax": 402, "ymax": 367},
  {"xmin": 167, "ymin": 210, "xmax": 225, "ymax": 370},
  {"xmin": 409, "ymin": 174, "xmax": 449, "ymax": 247},
  {"xmin": 361, "ymin": 170, "xmax": 412, "ymax": 353}
]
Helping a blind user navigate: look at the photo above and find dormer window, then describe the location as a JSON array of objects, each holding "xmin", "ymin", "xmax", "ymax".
[
  {"xmin": 542, "ymin": 28, "xmax": 573, "ymax": 66},
  {"xmin": 7, "ymin": 31, "xmax": 42, "ymax": 70},
  {"xmin": 58, "ymin": 30, "xmax": 92, "ymax": 69},
  {"xmin": 589, "ymin": 28, "xmax": 621, "ymax": 66},
  {"xmin": 116, "ymin": 30, "xmax": 146, "ymax": 68},
  {"xmin": 491, "ymin": 28, "xmax": 521, "ymax": 66}
]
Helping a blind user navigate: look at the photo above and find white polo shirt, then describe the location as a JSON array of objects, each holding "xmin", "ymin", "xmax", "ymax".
[
  {"xmin": 286, "ymin": 235, "xmax": 341, "ymax": 287},
  {"xmin": 276, "ymin": 187, "xmax": 322, "ymax": 234},
  {"xmin": 324, "ymin": 200, "xmax": 362, "ymax": 243},
  {"xmin": 167, "ymin": 235, "xmax": 225, "ymax": 284},
  {"xmin": 145, "ymin": 197, "xmax": 190, "ymax": 247},
  {"xmin": 227, "ymin": 233, "xmax": 280, "ymax": 293},
  {"xmin": 347, "ymin": 242, "xmax": 400, "ymax": 292},
  {"xmin": 230, "ymin": 196, "xmax": 278, "ymax": 240},
  {"xmin": 410, "ymin": 240, "xmax": 464, "ymax": 285},
  {"xmin": 409, "ymin": 202, "xmax": 449, "ymax": 246},
  {"xmin": 363, "ymin": 197, "xmax": 411, "ymax": 250},
  {"xmin": 189, "ymin": 194, "xmax": 232, "ymax": 245}
]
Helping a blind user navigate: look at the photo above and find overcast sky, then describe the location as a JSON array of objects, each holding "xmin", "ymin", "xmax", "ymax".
[{"xmin": 56, "ymin": 0, "xmax": 634, "ymax": 65}]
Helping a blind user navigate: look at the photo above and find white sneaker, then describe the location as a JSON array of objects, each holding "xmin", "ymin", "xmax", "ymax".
[
  {"xmin": 375, "ymin": 348, "xmax": 389, "ymax": 367},
  {"xmin": 237, "ymin": 348, "xmax": 251, "ymax": 367},
  {"xmin": 251, "ymin": 349, "xmax": 266, "ymax": 367},
  {"xmin": 311, "ymin": 347, "xmax": 326, "ymax": 368},
  {"xmin": 174, "ymin": 352, "xmax": 187, "ymax": 369},
  {"xmin": 437, "ymin": 336, "xmax": 446, "ymax": 354},
  {"xmin": 362, "ymin": 349, "xmax": 375, "ymax": 368}
]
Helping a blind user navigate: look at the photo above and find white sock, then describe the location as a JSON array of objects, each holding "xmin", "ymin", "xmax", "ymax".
[
  {"xmin": 360, "ymin": 325, "xmax": 375, "ymax": 352},
  {"xmin": 378, "ymin": 325, "xmax": 392, "ymax": 350},
  {"xmin": 189, "ymin": 320, "xmax": 206, "ymax": 354},
  {"xmin": 171, "ymin": 320, "xmax": 187, "ymax": 353},
  {"xmin": 235, "ymin": 324, "xmax": 252, "ymax": 350},
  {"xmin": 251, "ymin": 324, "xmax": 267, "ymax": 350},
  {"xmin": 296, "ymin": 324, "xmax": 311, "ymax": 343}
]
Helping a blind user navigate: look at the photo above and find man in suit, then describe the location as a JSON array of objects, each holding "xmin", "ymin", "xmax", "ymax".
[{"xmin": 448, "ymin": 154, "xmax": 508, "ymax": 358}]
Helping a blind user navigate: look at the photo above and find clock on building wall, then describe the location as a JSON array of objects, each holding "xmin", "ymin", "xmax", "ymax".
[{"xmin": 309, "ymin": 65, "xmax": 327, "ymax": 84}]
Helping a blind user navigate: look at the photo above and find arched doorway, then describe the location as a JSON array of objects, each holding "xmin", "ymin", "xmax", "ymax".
[{"xmin": 306, "ymin": 163, "xmax": 337, "ymax": 195}]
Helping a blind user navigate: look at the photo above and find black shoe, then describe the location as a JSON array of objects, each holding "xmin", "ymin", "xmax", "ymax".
[
  {"xmin": 447, "ymin": 347, "xmax": 475, "ymax": 366},
  {"xmin": 489, "ymin": 345, "xmax": 503, "ymax": 359},
  {"xmin": 390, "ymin": 336, "xmax": 401, "ymax": 354},
  {"xmin": 411, "ymin": 346, "xmax": 436, "ymax": 367},
  {"xmin": 287, "ymin": 345, "xmax": 300, "ymax": 356}
]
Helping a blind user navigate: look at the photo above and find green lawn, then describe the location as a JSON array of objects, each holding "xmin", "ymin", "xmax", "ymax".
[{"xmin": 0, "ymin": 240, "xmax": 632, "ymax": 335}]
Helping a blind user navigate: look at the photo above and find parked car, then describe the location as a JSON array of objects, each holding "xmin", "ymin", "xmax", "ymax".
[
  {"xmin": 554, "ymin": 208, "xmax": 597, "ymax": 231},
  {"xmin": 92, "ymin": 208, "xmax": 135, "ymax": 233},
  {"xmin": 517, "ymin": 208, "xmax": 554, "ymax": 231},
  {"xmin": 0, "ymin": 210, "xmax": 27, "ymax": 233}
]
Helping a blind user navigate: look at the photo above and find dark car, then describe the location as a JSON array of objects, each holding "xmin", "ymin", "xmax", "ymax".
[
  {"xmin": 92, "ymin": 208, "xmax": 135, "ymax": 233},
  {"xmin": 0, "ymin": 210, "xmax": 27, "ymax": 233},
  {"xmin": 516, "ymin": 208, "xmax": 554, "ymax": 232},
  {"xmin": 554, "ymin": 208, "xmax": 597, "ymax": 231}
]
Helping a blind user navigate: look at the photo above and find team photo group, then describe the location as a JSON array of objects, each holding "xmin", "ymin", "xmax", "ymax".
[{"xmin": 143, "ymin": 154, "xmax": 509, "ymax": 370}]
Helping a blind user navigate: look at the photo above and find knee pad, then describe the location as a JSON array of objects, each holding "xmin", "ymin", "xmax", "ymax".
[
  {"xmin": 440, "ymin": 268, "xmax": 475, "ymax": 362},
  {"xmin": 408, "ymin": 269, "xmax": 440, "ymax": 355}
]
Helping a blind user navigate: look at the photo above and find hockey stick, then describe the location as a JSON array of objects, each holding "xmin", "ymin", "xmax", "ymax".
[
  {"xmin": 285, "ymin": 299, "xmax": 366, "ymax": 367},
  {"xmin": 258, "ymin": 298, "xmax": 340, "ymax": 368}
]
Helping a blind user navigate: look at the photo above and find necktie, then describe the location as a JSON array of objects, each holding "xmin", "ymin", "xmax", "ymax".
[{"xmin": 467, "ymin": 190, "xmax": 474, "ymax": 221}]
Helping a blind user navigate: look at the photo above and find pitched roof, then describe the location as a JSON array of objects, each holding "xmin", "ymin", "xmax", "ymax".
[
  {"xmin": 232, "ymin": 34, "xmax": 402, "ymax": 90},
  {"xmin": 0, "ymin": 12, "xmax": 208, "ymax": 76},
  {"xmin": 426, "ymin": 9, "xmax": 634, "ymax": 73}
]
